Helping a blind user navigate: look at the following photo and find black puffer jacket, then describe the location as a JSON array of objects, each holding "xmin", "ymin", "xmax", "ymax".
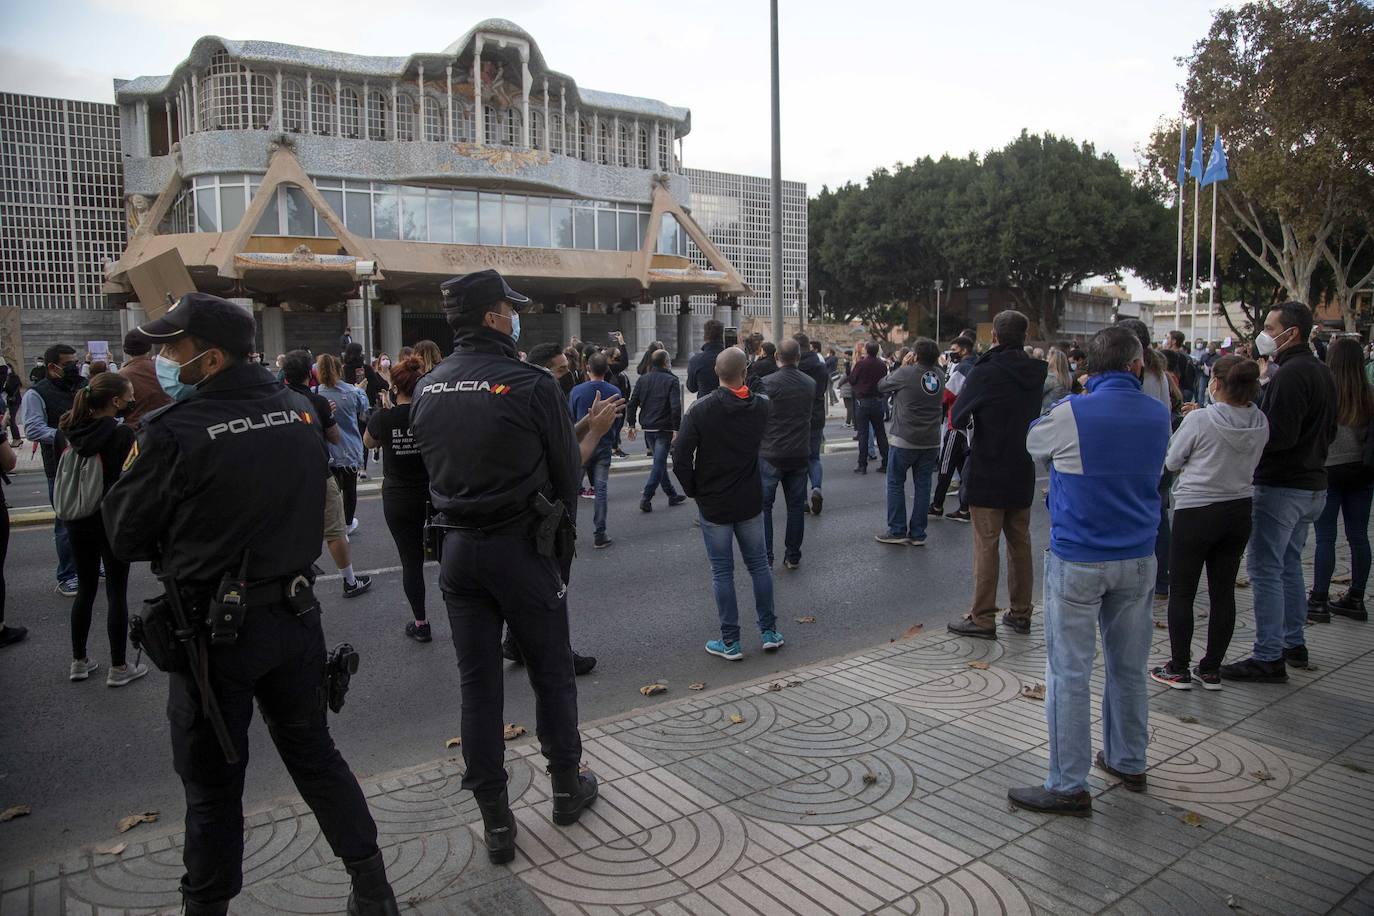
[
  {"xmin": 950, "ymin": 344, "xmax": 1047, "ymax": 509},
  {"xmin": 757, "ymin": 366, "xmax": 816, "ymax": 469}
]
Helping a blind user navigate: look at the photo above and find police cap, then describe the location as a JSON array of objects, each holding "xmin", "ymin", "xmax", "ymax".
[
  {"xmin": 440, "ymin": 269, "xmax": 530, "ymax": 319},
  {"xmin": 137, "ymin": 293, "xmax": 255, "ymax": 358}
]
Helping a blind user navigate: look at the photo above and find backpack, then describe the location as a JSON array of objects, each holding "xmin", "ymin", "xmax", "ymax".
[{"xmin": 53, "ymin": 446, "xmax": 105, "ymax": 520}]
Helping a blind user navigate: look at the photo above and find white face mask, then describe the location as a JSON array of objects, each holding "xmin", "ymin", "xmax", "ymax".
[{"xmin": 1254, "ymin": 330, "xmax": 1281, "ymax": 356}]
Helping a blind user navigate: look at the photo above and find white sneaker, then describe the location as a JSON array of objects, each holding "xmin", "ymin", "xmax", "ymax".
[
  {"xmin": 346, "ymin": 518, "xmax": 360, "ymax": 535},
  {"xmin": 70, "ymin": 658, "xmax": 100, "ymax": 681},
  {"xmin": 107, "ymin": 662, "xmax": 149, "ymax": 687}
]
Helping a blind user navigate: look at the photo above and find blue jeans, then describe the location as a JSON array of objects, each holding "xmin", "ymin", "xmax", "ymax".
[
  {"xmin": 640, "ymin": 431, "xmax": 680, "ymax": 503},
  {"xmin": 760, "ymin": 458, "xmax": 807, "ymax": 565},
  {"xmin": 1043, "ymin": 550, "xmax": 1155, "ymax": 795},
  {"xmin": 886, "ymin": 446, "xmax": 938, "ymax": 540},
  {"xmin": 587, "ymin": 448, "xmax": 611, "ymax": 538},
  {"xmin": 1248, "ymin": 485, "xmax": 1326, "ymax": 661},
  {"xmin": 854, "ymin": 397, "xmax": 888, "ymax": 468},
  {"xmin": 1313, "ymin": 479, "xmax": 1373, "ymax": 598},
  {"xmin": 46, "ymin": 474, "xmax": 75, "ymax": 582},
  {"xmin": 699, "ymin": 512, "xmax": 776, "ymax": 644},
  {"xmin": 807, "ymin": 427, "xmax": 824, "ymax": 492}
]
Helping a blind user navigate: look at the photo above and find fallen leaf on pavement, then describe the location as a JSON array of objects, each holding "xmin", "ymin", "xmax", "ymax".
[
  {"xmin": 1153, "ymin": 620, "xmax": 1168, "ymax": 629},
  {"xmin": 795, "ymin": 616, "xmax": 816, "ymax": 624},
  {"xmin": 967, "ymin": 660, "xmax": 990, "ymax": 670},
  {"xmin": 639, "ymin": 683, "xmax": 668, "ymax": 697},
  {"xmin": 0, "ymin": 805, "xmax": 30, "ymax": 822},
  {"xmin": 1250, "ymin": 770, "xmax": 1274, "ymax": 782},
  {"xmin": 1178, "ymin": 715, "xmax": 1199, "ymax": 724},
  {"xmin": 1235, "ymin": 578, "xmax": 1249, "ymax": 589},
  {"xmin": 688, "ymin": 683, "xmax": 705, "ymax": 691},
  {"xmin": 728, "ymin": 713, "xmax": 745, "ymax": 725},
  {"xmin": 1020, "ymin": 684, "xmax": 1046, "ymax": 701},
  {"xmin": 767, "ymin": 682, "xmax": 785, "ymax": 692},
  {"xmin": 444, "ymin": 737, "xmax": 461, "ymax": 748},
  {"xmin": 1226, "ymin": 894, "xmax": 1240, "ymax": 909},
  {"xmin": 787, "ymin": 680, "xmax": 802, "ymax": 687},
  {"xmin": 1181, "ymin": 811, "xmax": 1204, "ymax": 828},
  {"xmin": 117, "ymin": 811, "xmax": 159, "ymax": 833},
  {"xmin": 96, "ymin": 841, "xmax": 127, "ymax": 856},
  {"xmin": 900, "ymin": 624, "xmax": 924, "ymax": 639},
  {"xmin": 502, "ymin": 724, "xmax": 527, "ymax": 741},
  {"xmin": 862, "ymin": 772, "xmax": 878, "ymax": 785}
]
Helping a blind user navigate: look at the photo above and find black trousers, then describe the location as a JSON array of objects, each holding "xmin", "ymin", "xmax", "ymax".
[
  {"xmin": 332, "ymin": 467, "xmax": 358, "ymax": 525},
  {"xmin": 170, "ymin": 600, "xmax": 379, "ymax": 905},
  {"xmin": 68, "ymin": 514, "xmax": 131, "ymax": 666},
  {"xmin": 854, "ymin": 397, "xmax": 889, "ymax": 469},
  {"xmin": 0, "ymin": 506, "xmax": 8, "ymax": 626},
  {"xmin": 1166, "ymin": 498, "xmax": 1252, "ymax": 672},
  {"xmin": 441, "ymin": 530, "xmax": 581, "ymax": 798},
  {"xmin": 931, "ymin": 428, "xmax": 970, "ymax": 510},
  {"xmin": 382, "ymin": 487, "xmax": 428, "ymax": 621}
]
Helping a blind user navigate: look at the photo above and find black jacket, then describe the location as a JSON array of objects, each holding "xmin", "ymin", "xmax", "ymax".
[
  {"xmin": 795, "ymin": 351, "xmax": 831, "ymax": 429},
  {"xmin": 673, "ymin": 387, "xmax": 770, "ymax": 524},
  {"xmin": 103, "ymin": 362, "xmax": 328, "ymax": 586},
  {"xmin": 950, "ymin": 344, "xmax": 1048, "ymax": 509},
  {"xmin": 410, "ymin": 328, "xmax": 580, "ymax": 528},
  {"xmin": 1254, "ymin": 347, "xmax": 1337, "ymax": 490},
  {"xmin": 746, "ymin": 356, "xmax": 778, "ymax": 386},
  {"xmin": 626, "ymin": 367, "xmax": 682, "ymax": 431},
  {"xmin": 686, "ymin": 340, "xmax": 725, "ymax": 396},
  {"xmin": 59, "ymin": 416, "xmax": 136, "ymax": 527},
  {"xmin": 757, "ymin": 366, "xmax": 815, "ymax": 469}
]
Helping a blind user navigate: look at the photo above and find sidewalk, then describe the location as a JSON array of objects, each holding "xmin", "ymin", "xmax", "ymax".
[{"xmin": 3, "ymin": 559, "xmax": 1371, "ymax": 915}]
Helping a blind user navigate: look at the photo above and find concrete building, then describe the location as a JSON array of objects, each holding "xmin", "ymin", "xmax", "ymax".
[{"xmin": 104, "ymin": 19, "xmax": 765, "ymax": 360}]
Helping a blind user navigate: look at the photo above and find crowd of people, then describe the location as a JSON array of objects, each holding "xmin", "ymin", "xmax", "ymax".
[{"xmin": 0, "ymin": 277, "xmax": 1368, "ymax": 906}]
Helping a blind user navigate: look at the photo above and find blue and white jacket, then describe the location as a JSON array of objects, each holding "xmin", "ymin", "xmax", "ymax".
[{"xmin": 1027, "ymin": 372, "xmax": 1171, "ymax": 563}]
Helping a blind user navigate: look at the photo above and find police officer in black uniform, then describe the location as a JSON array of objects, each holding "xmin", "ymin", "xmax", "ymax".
[
  {"xmin": 102, "ymin": 294, "xmax": 399, "ymax": 916},
  {"xmin": 410, "ymin": 270, "xmax": 599, "ymax": 865}
]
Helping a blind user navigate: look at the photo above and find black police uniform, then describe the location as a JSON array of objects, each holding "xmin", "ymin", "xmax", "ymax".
[
  {"xmin": 102, "ymin": 297, "xmax": 394, "ymax": 914},
  {"xmin": 411, "ymin": 325, "xmax": 583, "ymax": 790}
]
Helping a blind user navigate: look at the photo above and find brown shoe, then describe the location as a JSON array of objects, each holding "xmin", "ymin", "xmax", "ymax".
[
  {"xmin": 1000, "ymin": 611, "xmax": 1031, "ymax": 635},
  {"xmin": 948, "ymin": 616, "xmax": 997, "ymax": 639},
  {"xmin": 1095, "ymin": 750, "xmax": 1146, "ymax": 792}
]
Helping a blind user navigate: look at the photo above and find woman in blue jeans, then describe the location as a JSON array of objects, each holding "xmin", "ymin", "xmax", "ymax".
[{"xmin": 1309, "ymin": 337, "xmax": 1373, "ymax": 622}]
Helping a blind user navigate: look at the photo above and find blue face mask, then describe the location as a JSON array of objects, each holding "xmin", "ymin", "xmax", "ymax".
[
  {"xmin": 509, "ymin": 312, "xmax": 521, "ymax": 343},
  {"xmin": 155, "ymin": 352, "xmax": 206, "ymax": 401}
]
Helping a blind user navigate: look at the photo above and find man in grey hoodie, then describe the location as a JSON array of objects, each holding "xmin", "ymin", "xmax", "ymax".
[{"xmin": 875, "ymin": 338, "xmax": 946, "ymax": 546}]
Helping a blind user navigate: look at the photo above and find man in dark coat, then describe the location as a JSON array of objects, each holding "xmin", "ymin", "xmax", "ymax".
[{"xmin": 946, "ymin": 310, "xmax": 1048, "ymax": 639}]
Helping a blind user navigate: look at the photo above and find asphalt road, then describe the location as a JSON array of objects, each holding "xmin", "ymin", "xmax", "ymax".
[{"xmin": 0, "ymin": 437, "xmax": 1049, "ymax": 871}]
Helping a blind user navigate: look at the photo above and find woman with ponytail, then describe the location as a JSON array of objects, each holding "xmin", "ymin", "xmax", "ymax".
[
  {"xmin": 315, "ymin": 352, "xmax": 368, "ymax": 533},
  {"xmin": 58, "ymin": 371, "xmax": 142, "ymax": 685},
  {"xmin": 1150, "ymin": 355, "xmax": 1269, "ymax": 691}
]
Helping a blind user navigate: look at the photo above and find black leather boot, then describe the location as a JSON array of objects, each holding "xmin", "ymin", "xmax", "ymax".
[
  {"xmin": 344, "ymin": 851, "xmax": 400, "ymax": 916},
  {"xmin": 550, "ymin": 766, "xmax": 599, "ymax": 826},
  {"xmin": 182, "ymin": 898, "xmax": 229, "ymax": 916},
  {"xmin": 475, "ymin": 789, "xmax": 518, "ymax": 864}
]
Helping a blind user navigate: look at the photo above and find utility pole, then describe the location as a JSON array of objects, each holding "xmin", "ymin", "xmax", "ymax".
[{"xmin": 769, "ymin": 0, "xmax": 783, "ymax": 344}]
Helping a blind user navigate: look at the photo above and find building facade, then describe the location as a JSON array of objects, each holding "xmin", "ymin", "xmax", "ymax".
[
  {"xmin": 107, "ymin": 19, "xmax": 761, "ymax": 358},
  {"xmin": 0, "ymin": 92, "xmax": 126, "ymax": 310}
]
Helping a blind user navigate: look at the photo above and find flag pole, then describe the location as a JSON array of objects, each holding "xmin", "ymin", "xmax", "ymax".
[
  {"xmin": 1190, "ymin": 121, "xmax": 1201, "ymax": 343},
  {"xmin": 1207, "ymin": 179, "xmax": 1218, "ymax": 344},
  {"xmin": 1175, "ymin": 117, "xmax": 1186, "ymax": 324}
]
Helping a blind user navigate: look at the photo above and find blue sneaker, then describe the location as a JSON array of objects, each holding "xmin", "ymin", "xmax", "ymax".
[
  {"xmin": 705, "ymin": 639, "xmax": 743, "ymax": 661},
  {"xmin": 761, "ymin": 630, "xmax": 784, "ymax": 651}
]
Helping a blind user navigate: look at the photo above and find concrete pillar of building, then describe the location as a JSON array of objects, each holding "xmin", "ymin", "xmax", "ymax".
[
  {"xmin": 346, "ymin": 299, "xmax": 367, "ymax": 347},
  {"xmin": 381, "ymin": 303, "xmax": 403, "ymax": 358},
  {"xmin": 227, "ymin": 298, "xmax": 254, "ymax": 315},
  {"xmin": 713, "ymin": 303, "xmax": 732, "ymax": 327},
  {"xmin": 634, "ymin": 301, "xmax": 656, "ymax": 358},
  {"xmin": 729, "ymin": 302, "xmax": 743, "ymax": 334},
  {"xmin": 261, "ymin": 306, "xmax": 285, "ymax": 361},
  {"xmin": 561, "ymin": 303, "xmax": 582, "ymax": 344},
  {"xmin": 123, "ymin": 303, "xmax": 146, "ymax": 339},
  {"xmin": 676, "ymin": 296, "xmax": 694, "ymax": 364}
]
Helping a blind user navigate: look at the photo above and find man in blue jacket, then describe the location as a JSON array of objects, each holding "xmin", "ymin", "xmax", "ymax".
[
  {"xmin": 1008, "ymin": 325, "xmax": 1171, "ymax": 817},
  {"xmin": 686, "ymin": 320, "xmax": 726, "ymax": 399}
]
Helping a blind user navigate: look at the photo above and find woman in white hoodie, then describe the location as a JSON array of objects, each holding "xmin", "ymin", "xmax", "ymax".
[{"xmin": 1151, "ymin": 355, "xmax": 1270, "ymax": 690}]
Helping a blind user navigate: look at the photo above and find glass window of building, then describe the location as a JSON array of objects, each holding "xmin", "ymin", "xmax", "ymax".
[
  {"xmin": 504, "ymin": 108, "xmax": 521, "ymax": 148},
  {"xmin": 284, "ymin": 184, "xmax": 314, "ymax": 235},
  {"xmin": 366, "ymin": 90, "xmax": 389, "ymax": 140},
  {"xmin": 637, "ymin": 126, "xmax": 649, "ymax": 169},
  {"xmin": 218, "ymin": 175, "xmax": 247, "ymax": 230},
  {"xmin": 310, "ymin": 83, "xmax": 334, "ymax": 136},
  {"xmin": 317, "ymin": 185, "xmax": 341, "ymax": 238},
  {"xmin": 657, "ymin": 124, "xmax": 670, "ymax": 171},
  {"xmin": 281, "ymin": 79, "xmax": 305, "ymax": 133},
  {"xmin": 531, "ymin": 110, "xmax": 544, "ymax": 151},
  {"xmin": 597, "ymin": 122, "xmax": 610, "ymax": 165},
  {"xmin": 200, "ymin": 51, "xmax": 245, "ymax": 131},
  {"xmin": 503, "ymin": 194, "xmax": 527, "ymax": 245},
  {"xmin": 550, "ymin": 113, "xmax": 564, "ymax": 155},
  {"xmin": 596, "ymin": 208, "xmax": 616, "ymax": 250},
  {"xmin": 574, "ymin": 207, "xmax": 595, "ymax": 249},
  {"xmin": 577, "ymin": 118, "xmax": 589, "ymax": 161},
  {"xmin": 454, "ymin": 191, "xmax": 477, "ymax": 243},
  {"xmin": 617, "ymin": 123, "xmax": 629, "ymax": 167},
  {"xmin": 552, "ymin": 200, "xmax": 574, "ymax": 248},
  {"xmin": 528, "ymin": 198, "xmax": 550, "ymax": 247},
  {"xmin": 483, "ymin": 106, "xmax": 499, "ymax": 146},
  {"xmin": 454, "ymin": 100, "xmax": 474, "ymax": 142},
  {"xmin": 618, "ymin": 210, "xmax": 640, "ymax": 251},
  {"xmin": 340, "ymin": 88, "xmax": 361, "ymax": 139},
  {"xmin": 478, "ymin": 194, "xmax": 501, "ymax": 244},
  {"xmin": 252, "ymin": 181, "xmax": 278, "ymax": 235},
  {"xmin": 396, "ymin": 92, "xmax": 417, "ymax": 142},
  {"xmin": 372, "ymin": 185, "xmax": 399, "ymax": 239},
  {"xmin": 427, "ymin": 189, "xmax": 453, "ymax": 243},
  {"xmin": 249, "ymin": 74, "xmax": 273, "ymax": 130},
  {"xmin": 400, "ymin": 188, "xmax": 425, "ymax": 240},
  {"xmin": 344, "ymin": 187, "xmax": 370, "ymax": 236},
  {"xmin": 423, "ymin": 95, "xmax": 443, "ymax": 141}
]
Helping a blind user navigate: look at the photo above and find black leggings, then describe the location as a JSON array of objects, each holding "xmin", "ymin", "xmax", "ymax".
[
  {"xmin": 69, "ymin": 515, "xmax": 131, "ymax": 666},
  {"xmin": 383, "ymin": 489, "xmax": 428, "ymax": 622},
  {"xmin": 332, "ymin": 468, "xmax": 358, "ymax": 525},
  {"xmin": 0, "ymin": 506, "xmax": 9, "ymax": 626},
  {"xmin": 1167, "ymin": 498, "xmax": 1252, "ymax": 672}
]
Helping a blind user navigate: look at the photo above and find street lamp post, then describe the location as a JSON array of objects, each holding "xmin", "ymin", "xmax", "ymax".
[
  {"xmin": 768, "ymin": 0, "xmax": 783, "ymax": 345},
  {"xmin": 818, "ymin": 289, "xmax": 827, "ymax": 325},
  {"xmin": 933, "ymin": 279, "xmax": 944, "ymax": 343},
  {"xmin": 355, "ymin": 260, "xmax": 377, "ymax": 358}
]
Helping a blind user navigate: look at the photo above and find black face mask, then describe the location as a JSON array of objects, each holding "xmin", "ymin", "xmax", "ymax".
[
  {"xmin": 558, "ymin": 372, "xmax": 576, "ymax": 396},
  {"xmin": 59, "ymin": 362, "xmax": 82, "ymax": 388}
]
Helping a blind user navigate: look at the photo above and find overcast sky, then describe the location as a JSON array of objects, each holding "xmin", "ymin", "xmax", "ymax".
[{"xmin": 2, "ymin": 0, "xmax": 1229, "ymax": 296}]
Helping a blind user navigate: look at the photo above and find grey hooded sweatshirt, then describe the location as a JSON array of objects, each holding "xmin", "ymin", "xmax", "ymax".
[{"xmin": 1165, "ymin": 401, "xmax": 1270, "ymax": 511}]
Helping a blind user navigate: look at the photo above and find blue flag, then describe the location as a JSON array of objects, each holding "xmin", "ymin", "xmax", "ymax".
[
  {"xmin": 1189, "ymin": 120, "xmax": 1205, "ymax": 181},
  {"xmin": 1176, "ymin": 123, "xmax": 1188, "ymax": 186},
  {"xmin": 1201, "ymin": 130, "xmax": 1229, "ymax": 186}
]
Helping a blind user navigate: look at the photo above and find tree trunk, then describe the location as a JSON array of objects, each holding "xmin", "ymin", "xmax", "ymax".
[{"xmin": 1039, "ymin": 288, "xmax": 1060, "ymax": 338}]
